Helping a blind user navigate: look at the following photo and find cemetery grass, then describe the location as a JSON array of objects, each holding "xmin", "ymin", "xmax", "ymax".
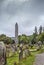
[
  {"xmin": 7, "ymin": 53, "xmax": 35, "ymax": 65},
  {"xmin": 7, "ymin": 45, "xmax": 44, "ymax": 65}
]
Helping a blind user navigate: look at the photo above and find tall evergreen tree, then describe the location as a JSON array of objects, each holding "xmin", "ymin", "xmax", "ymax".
[
  {"xmin": 34, "ymin": 26, "xmax": 37, "ymax": 35},
  {"xmin": 43, "ymin": 27, "xmax": 44, "ymax": 33},
  {"xmin": 39, "ymin": 25, "xmax": 42, "ymax": 34}
]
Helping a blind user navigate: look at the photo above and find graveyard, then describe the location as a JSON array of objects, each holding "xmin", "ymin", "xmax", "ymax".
[
  {"xmin": 0, "ymin": 0, "xmax": 44, "ymax": 65},
  {"xmin": 6, "ymin": 43, "xmax": 44, "ymax": 65},
  {"xmin": 0, "ymin": 24, "xmax": 44, "ymax": 65},
  {"xmin": 6, "ymin": 42, "xmax": 44, "ymax": 65}
]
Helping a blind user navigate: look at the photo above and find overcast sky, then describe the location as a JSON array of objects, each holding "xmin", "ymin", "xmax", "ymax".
[{"xmin": 0, "ymin": 0, "xmax": 44, "ymax": 37}]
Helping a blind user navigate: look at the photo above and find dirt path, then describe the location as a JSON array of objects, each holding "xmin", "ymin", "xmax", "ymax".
[{"xmin": 34, "ymin": 53, "xmax": 44, "ymax": 65}]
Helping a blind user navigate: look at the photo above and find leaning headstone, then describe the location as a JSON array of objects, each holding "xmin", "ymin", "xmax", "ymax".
[{"xmin": 0, "ymin": 42, "xmax": 6, "ymax": 65}]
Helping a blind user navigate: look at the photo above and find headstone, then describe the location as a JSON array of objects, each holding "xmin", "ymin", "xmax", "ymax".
[
  {"xmin": 23, "ymin": 49, "xmax": 30, "ymax": 58},
  {"xmin": 23, "ymin": 49, "xmax": 26, "ymax": 58},
  {"xmin": 11, "ymin": 44, "xmax": 16, "ymax": 53},
  {"xmin": 6, "ymin": 44, "xmax": 11, "ymax": 57},
  {"xmin": 19, "ymin": 47, "xmax": 23, "ymax": 61},
  {"xmin": 0, "ymin": 42, "xmax": 6, "ymax": 65},
  {"xmin": 29, "ymin": 42, "xmax": 33, "ymax": 48},
  {"xmin": 37, "ymin": 41, "xmax": 42, "ymax": 50}
]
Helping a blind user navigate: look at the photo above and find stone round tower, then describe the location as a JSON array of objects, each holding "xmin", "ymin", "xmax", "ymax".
[{"xmin": 15, "ymin": 23, "xmax": 18, "ymax": 44}]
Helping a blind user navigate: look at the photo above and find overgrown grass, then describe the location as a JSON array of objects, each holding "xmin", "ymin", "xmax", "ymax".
[
  {"xmin": 7, "ymin": 54, "xmax": 19, "ymax": 65},
  {"xmin": 7, "ymin": 45, "xmax": 44, "ymax": 65},
  {"xmin": 7, "ymin": 54, "xmax": 35, "ymax": 65},
  {"xmin": 22, "ymin": 55, "xmax": 35, "ymax": 65}
]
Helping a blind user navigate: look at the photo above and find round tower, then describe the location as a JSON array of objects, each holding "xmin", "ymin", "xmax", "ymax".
[{"xmin": 15, "ymin": 23, "xmax": 18, "ymax": 44}]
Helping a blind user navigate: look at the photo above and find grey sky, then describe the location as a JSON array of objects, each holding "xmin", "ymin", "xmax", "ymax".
[{"xmin": 0, "ymin": 0, "xmax": 44, "ymax": 37}]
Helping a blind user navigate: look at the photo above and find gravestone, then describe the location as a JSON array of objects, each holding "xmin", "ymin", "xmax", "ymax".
[
  {"xmin": 19, "ymin": 46, "xmax": 23, "ymax": 61},
  {"xmin": 37, "ymin": 41, "xmax": 42, "ymax": 50},
  {"xmin": 6, "ymin": 44, "xmax": 11, "ymax": 57},
  {"xmin": 23, "ymin": 48, "xmax": 30, "ymax": 58},
  {"xmin": 29, "ymin": 42, "xmax": 33, "ymax": 48},
  {"xmin": 0, "ymin": 42, "xmax": 6, "ymax": 65},
  {"xmin": 11, "ymin": 44, "xmax": 16, "ymax": 54}
]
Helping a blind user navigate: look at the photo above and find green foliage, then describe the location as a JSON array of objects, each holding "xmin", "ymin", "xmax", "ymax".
[
  {"xmin": 18, "ymin": 34, "xmax": 35, "ymax": 44},
  {"xmin": 31, "ymin": 33, "xmax": 38, "ymax": 44},
  {"xmin": 38, "ymin": 33, "xmax": 44, "ymax": 42},
  {"xmin": 18, "ymin": 35, "xmax": 28, "ymax": 44},
  {"xmin": 0, "ymin": 34, "xmax": 13, "ymax": 44},
  {"xmin": 34, "ymin": 26, "xmax": 38, "ymax": 35},
  {"xmin": 7, "ymin": 54, "xmax": 19, "ymax": 65},
  {"xmin": 0, "ymin": 32, "xmax": 44, "ymax": 45},
  {"xmin": 39, "ymin": 26, "xmax": 43, "ymax": 34},
  {"xmin": 18, "ymin": 34, "xmax": 38, "ymax": 44}
]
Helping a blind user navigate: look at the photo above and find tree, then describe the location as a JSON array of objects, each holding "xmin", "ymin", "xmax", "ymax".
[
  {"xmin": 18, "ymin": 35, "xmax": 28, "ymax": 44},
  {"xmin": 43, "ymin": 27, "xmax": 44, "ymax": 33},
  {"xmin": 31, "ymin": 32, "xmax": 38, "ymax": 44},
  {"xmin": 34, "ymin": 26, "xmax": 37, "ymax": 35},
  {"xmin": 4, "ymin": 37, "xmax": 13, "ymax": 44},
  {"xmin": 0, "ymin": 34, "xmax": 13, "ymax": 44},
  {"xmin": 38, "ymin": 33, "xmax": 44, "ymax": 42},
  {"xmin": 39, "ymin": 26, "xmax": 42, "ymax": 34}
]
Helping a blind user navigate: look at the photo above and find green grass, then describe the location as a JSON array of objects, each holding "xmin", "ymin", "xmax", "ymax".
[
  {"xmin": 7, "ymin": 45, "xmax": 44, "ymax": 65},
  {"xmin": 22, "ymin": 55, "xmax": 35, "ymax": 65},
  {"xmin": 7, "ymin": 50, "xmax": 44, "ymax": 65},
  {"xmin": 7, "ymin": 54, "xmax": 19, "ymax": 65},
  {"xmin": 7, "ymin": 53, "xmax": 35, "ymax": 65}
]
